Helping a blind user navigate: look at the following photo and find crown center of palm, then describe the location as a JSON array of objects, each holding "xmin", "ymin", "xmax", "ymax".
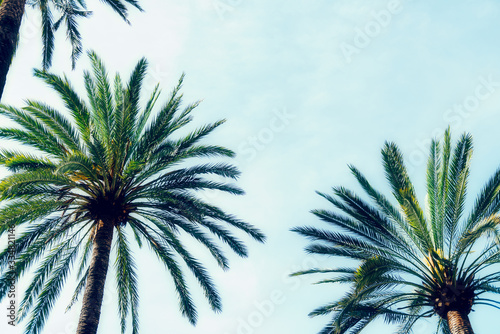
[
  {"xmin": 432, "ymin": 280, "xmax": 475, "ymax": 318},
  {"xmin": 88, "ymin": 191, "xmax": 129, "ymax": 225}
]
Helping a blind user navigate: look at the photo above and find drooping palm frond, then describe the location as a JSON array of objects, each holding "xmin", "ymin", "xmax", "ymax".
[
  {"xmin": 27, "ymin": 0, "xmax": 142, "ymax": 70},
  {"xmin": 114, "ymin": 226, "xmax": 139, "ymax": 334},
  {"xmin": 0, "ymin": 52, "xmax": 264, "ymax": 334},
  {"xmin": 294, "ymin": 130, "xmax": 500, "ymax": 334}
]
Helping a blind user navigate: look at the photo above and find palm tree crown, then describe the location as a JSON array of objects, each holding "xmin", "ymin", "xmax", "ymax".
[
  {"xmin": 0, "ymin": 51, "xmax": 265, "ymax": 334},
  {"xmin": 293, "ymin": 130, "xmax": 500, "ymax": 334}
]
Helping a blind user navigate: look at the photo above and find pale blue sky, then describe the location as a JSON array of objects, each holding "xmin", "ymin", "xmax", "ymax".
[{"xmin": 2, "ymin": 0, "xmax": 500, "ymax": 333}]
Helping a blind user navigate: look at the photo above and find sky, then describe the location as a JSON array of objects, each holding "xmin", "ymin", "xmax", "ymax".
[{"xmin": 2, "ymin": 0, "xmax": 500, "ymax": 333}]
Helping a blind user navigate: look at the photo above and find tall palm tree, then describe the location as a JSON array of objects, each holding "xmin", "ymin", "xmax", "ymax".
[
  {"xmin": 0, "ymin": 51, "xmax": 265, "ymax": 334},
  {"xmin": 0, "ymin": 0, "xmax": 141, "ymax": 100},
  {"xmin": 293, "ymin": 130, "xmax": 500, "ymax": 334}
]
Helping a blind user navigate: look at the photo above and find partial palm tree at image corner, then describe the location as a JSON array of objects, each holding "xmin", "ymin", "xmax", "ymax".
[
  {"xmin": 293, "ymin": 129, "xmax": 500, "ymax": 334},
  {"xmin": 0, "ymin": 0, "xmax": 143, "ymax": 100},
  {"xmin": 0, "ymin": 51, "xmax": 265, "ymax": 334}
]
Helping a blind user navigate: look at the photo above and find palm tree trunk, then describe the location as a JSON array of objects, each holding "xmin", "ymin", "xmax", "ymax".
[
  {"xmin": 447, "ymin": 310, "xmax": 474, "ymax": 334},
  {"xmin": 0, "ymin": 0, "xmax": 25, "ymax": 100},
  {"xmin": 76, "ymin": 221, "xmax": 114, "ymax": 334}
]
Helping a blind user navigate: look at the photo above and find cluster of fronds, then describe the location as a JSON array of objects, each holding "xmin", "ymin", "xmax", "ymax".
[
  {"xmin": 27, "ymin": 0, "xmax": 142, "ymax": 69},
  {"xmin": 293, "ymin": 130, "xmax": 500, "ymax": 334},
  {"xmin": 0, "ymin": 52, "xmax": 264, "ymax": 334}
]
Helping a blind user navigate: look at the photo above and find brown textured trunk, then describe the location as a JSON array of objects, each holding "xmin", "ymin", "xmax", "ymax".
[
  {"xmin": 0, "ymin": 0, "xmax": 25, "ymax": 100},
  {"xmin": 76, "ymin": 220, "xmax": 114, "ymax": 334},
  {"xmin": 447, "ymin": 310, "xmax": 474, "ymax": 334}
]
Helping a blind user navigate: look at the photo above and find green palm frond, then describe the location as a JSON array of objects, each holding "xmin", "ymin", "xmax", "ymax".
[
  {"xmin": 33, "ymin": 70, "xmax": 91, "ymax": 142},
  {"xmin": 131, "ymin": 220, "xmax": 197, "ymax": 324},
  {"xmin": 444, "ymin": 133, "xmax": 472, "ymax": 257},
  {"xmin": 382, "ymin": 142, "xmax": 433, "ymax": 252},
  {"xmin": 427, "ymin": 138, "xmax": 443, "ymax": 249},
  {"xmin": 39, "ymin": 0, "xmax": 54, "ymax": 70},
  {"xmin": 24, "ymin": 242, "xmax": 80, "ymax": 334},
  {"xmin": 115, "ymin": 227, "xmax": 139, "ymax": 334},
  {"xmin": 460, "ymin": 166, "xmax": 500, "ymax": 249},
  {"xmin": 0, "ymin": 104, "xmax": 70, "ymax": 155},
  {"xmin": 152, "ymin": 216, "xmax": 230, "ymax": 269},
  {"xmin": 156, "ymin": 222, "xmax": 222, "ymax": 312},
  {"xmin": 54, "ymin": 0, "xmax": 92, "ymax": 67},
  {"xmin": 0, "ymin": 199, "xmax": 63, "ymax": 236},
  {"xmin": 24, "ymin": 100, "xmax": 81, "ymax": 152}
]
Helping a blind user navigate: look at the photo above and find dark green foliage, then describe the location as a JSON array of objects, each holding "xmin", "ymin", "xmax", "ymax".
[
  {"xmin": 31, "ymin": 0, "xmax": 141, "ymax": 69},
  {"xmin": 0, "ymin": 52, "xmax": 264, "ymax": 334},
  {"xmin": 293, "ymin": 129, "xmax": 500, "ymax": 334}
]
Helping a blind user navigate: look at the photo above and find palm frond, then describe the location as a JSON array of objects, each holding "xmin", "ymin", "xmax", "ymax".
[
  {"xmin": 24, "ymin": 242, "xmax": 80, "ymax": 334},
  {"xmin": 444, "ymin": 133, "xmax": 472, "ymax": 257},
  {"xmin": 39, "ymin": 0, "xmax": 54, "ymax": 69},
  {"xmin": 130, "ymin": 220, "xmax": 197, "ymax": 324},
  {"xmin": 427, "ymin": 139, "xmax": 443, "ymax": 249},
  {"xmin": 24, "ymin": 100, "xmax": 81, "ymax": 152},
  {"xmin": 382, "ymin": 142, "xmax": 432, "ymax": 252},
  {"xmin": 154, "ymin": 222, "xmax": 222, "ymax": 312},
  {"xmin": 115, "ymin": 227, "xmax": 139, "ymax": 334},
  {"xmin": 33, "ymin": 70, "xmax": 90, "ymax": 143}
]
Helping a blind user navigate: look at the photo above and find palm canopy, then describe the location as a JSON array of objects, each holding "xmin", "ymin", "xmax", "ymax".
[
  {"xmin": 293, "ymin": 130, "xmax": 500, "ymax": 334},
  {"xmin": 0, "ymin": 51, "xmax": 265, "ymax": 334}
]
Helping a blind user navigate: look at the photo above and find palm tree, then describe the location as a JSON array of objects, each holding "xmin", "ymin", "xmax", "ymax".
[
  {"xmin": 0, "ymin": 0, "xmax": 141, "ymax": 100},
  {"xmin": 293, "ymin": 130, "xmax": 500, "ymax": 334},
  {"xmin": 0, "ymin": 51, "xmax": 265, "ymax": 334}
]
